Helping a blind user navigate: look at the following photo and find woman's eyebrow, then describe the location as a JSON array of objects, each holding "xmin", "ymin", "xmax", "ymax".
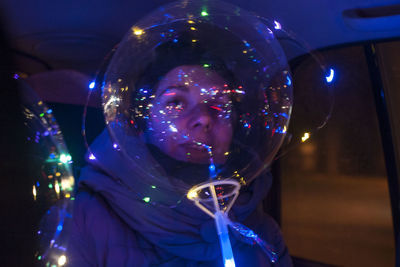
[{"xmin": 158, "ymin": 85, "xmax": 189, "ymax": 97}]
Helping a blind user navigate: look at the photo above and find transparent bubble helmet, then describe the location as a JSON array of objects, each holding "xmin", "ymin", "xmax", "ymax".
[{"xmin": 102, "ymin": 0, "xmax": 293, "ymax": 196}]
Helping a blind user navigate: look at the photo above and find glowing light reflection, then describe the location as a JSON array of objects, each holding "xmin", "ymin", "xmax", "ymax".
[
  {"xmin": 89, "ymin": 81, "xmax": 95, "ymax": 89},
  {"xmin": 301, "ymin": 132, "xmax": 310, "ymax": 142},
  {"xmin": 133, "ymin": 28, "xmax": 144, "ymax": 36},
  {"xmin": 55, "ymin": 181, "xmax": 60, "ymax": 194},
  {"xmin": 286, "ymin": 76, "xmax": 292, "ymax": 86},
  {"xmin": 169, "ymin": 125, "xmax": 178, "ymax": 132},
  {"xmin": 274, "ymin": 20, "xmax": 282, "ymax": 30},
  {"xmin": 187, "ymin": 190, "xmax": 198, "ymax": 200},
  {"xmin": 60, "ymin": 154, "xmax": 72, "ymax": 163},
  {"xmin": 325, "ymin": 68, "xmax": 335, "ymax": 83},
  {"xmin": 201, "ymin": 10, "xmax": 209, "ymax": 16},
  {"xmin": 58, "ymin": 255, "xmax": 67, "ymax": 266},
  {"xmin": 225, "ymin": 258, "xmax": 236, "ymax": 267},
  {"xmin": 33, "ymin": 185, "xmax": 37, "ymax": 201}
]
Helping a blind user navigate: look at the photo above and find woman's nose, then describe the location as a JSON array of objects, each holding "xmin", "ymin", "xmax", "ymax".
[{"xmin": 189, "ymin": 105, "xmax": 212, "ymax": 132}]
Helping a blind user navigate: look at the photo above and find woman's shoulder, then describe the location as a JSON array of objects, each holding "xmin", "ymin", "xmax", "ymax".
[
  {"xmin": 73, "ymin": 189, "xmax": 134, "ymax": 236},
  {"xmin": 73, "ymin": 189, "xmax": 111, "ymax": 224},
  {"xmin": 68, "ymin": 190, "xmax": 148, "ymax": 266}
]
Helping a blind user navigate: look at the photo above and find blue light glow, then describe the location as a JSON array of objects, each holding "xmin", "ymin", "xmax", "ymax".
[
  {"xmin": 215, "ymin": 212, "xmax": 236, "ymax": 267},
  {"xmin": 89, "ymin": 81, "xmax": 96, "ymax": 89},
  {"xmin": 225, "ymin": 258, "xmax": 236, "ymax": 267},
  {"xmin": 279, "ymin": 112, "xmax": 289, "ymax": 118},
  {"xmin": 57, "ymin": 225, "xmax": 63, "ymax": 231},
  {"xmin": 209, "ymin": 164, "xmax": 216, "ymax": 172},
  {"xmin": 325, "ymin": 68, "xmax": 335, "ymax": 83},
  {"xmin": 286, "ymin": 76, "xmax": 292, "ymax": 86},
  {"xmin": 88, "ymin": 153, "xmax": 96, "ymax": 160}
]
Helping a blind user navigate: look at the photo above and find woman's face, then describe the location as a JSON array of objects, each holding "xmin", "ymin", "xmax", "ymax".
[{"xmin": 147, "ymin": 65, "xmax": 233, "ymax": 164}]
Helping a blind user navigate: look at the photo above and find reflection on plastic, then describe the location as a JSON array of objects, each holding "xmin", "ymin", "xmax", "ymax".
[
  {"xmin": 94, "ymin": 0, "xmax": 297, "ymax": 265},
  {"xmin": 19, "ymin": 80, "xmax": 75, "ymax": 267}
]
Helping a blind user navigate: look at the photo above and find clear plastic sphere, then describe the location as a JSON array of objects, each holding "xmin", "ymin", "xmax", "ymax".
[
  {"xmin": 101, "ymin": 0, "xmax": 292, "ymax": 199},
  {"xmin": 19, "ymin": 80, "xmax": 75, "ymax": 267}
]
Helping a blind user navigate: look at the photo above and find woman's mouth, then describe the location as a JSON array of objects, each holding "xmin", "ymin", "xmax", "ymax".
[{"xmin": 181, "ymin": 142, "xmax": 209, "ymax": 152}]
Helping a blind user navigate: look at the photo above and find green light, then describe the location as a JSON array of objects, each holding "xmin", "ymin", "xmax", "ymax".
[
  {"xmin": 203, "ymin": 64, "xmax": 210, "ymax": 68},
  {"xmin": 37, "ymin": 256, "xmax": 42, "ymax": 260},
  {"xmin": 151, "ymin": 185, "xmax": 156, "ymax": 189},
  {"xmin": 71, "ymin": 197, "xmax": 75, "ymax": 200},
  {"xmin": 60, "ymin": 154, "xmax": 72, "ymax": 163},
  {"xmin": 201, "ymin": 10, "xmax": 208, "ymax": 16},
  {"xmin": 39, "ymin": 113, "xmax": 44, "ymax": 117},
  {"xmin": 48, "ymin": 183, "xmax": 53, "ymax": 189},
  {"xmin": 143, "ymin": 197, "xmax": 150, "ymax": 203}
]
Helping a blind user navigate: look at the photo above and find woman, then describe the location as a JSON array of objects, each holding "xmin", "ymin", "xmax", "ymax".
[{"xmin": 68, "ymin": 4, "xmax": 293, "ymax": 266}]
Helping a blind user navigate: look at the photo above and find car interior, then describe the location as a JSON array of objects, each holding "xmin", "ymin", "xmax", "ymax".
[{"xmin": 0, "ymin": 0, "xmax": 399, "ymax": 266}]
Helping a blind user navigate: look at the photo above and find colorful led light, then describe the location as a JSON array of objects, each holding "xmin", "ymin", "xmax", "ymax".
[
  {"xmin": 133, "ymin": 28, "xmax": 144, "ymax": 36},
  {"xmin": 286, "ymin": 76, "xmax": 292, "ymax": 86},
  {"xmin": 89, "ymin": 81, "xmax": 95, "ymax": 89},
  {"xmin": 33, "ymin": 185, "xmax": 37, "ymax": 201},
  {"xmin": 273, "ymin": 20, "xmax": 282, "ymax": 30},
  {"xmin": 60, "ymin": 154, "xmax": 72, "ymax": 163},
  {"xmin": 301, "ymin": 132, "xmax": 310, "ymax": 142},
  {"xmin": 58, "ymin": 255, "xmax": 67, "ymax": 266},
  {"xmin": 187, "ymin": 190, "xmax": 198, "ymax": 200}
]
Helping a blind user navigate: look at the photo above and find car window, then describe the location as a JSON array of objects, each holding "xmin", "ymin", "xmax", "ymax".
[{"xmin": 280, "ymin": 45, "xmax": 395, "ymax": 267}]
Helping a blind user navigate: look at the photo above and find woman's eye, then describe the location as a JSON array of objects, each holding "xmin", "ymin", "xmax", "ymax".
[
  {"xmin": 210, "ymin": 101, "xmax": 231, "ymax": 112},
  {"xmin": 165, "ymin": 99, "xmax": 185, "ymax": 111}
]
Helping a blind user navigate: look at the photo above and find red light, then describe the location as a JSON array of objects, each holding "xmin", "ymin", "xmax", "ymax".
[{"xmin": 210, "ymin": 106, "xmax": 222, "ymax": 111}]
